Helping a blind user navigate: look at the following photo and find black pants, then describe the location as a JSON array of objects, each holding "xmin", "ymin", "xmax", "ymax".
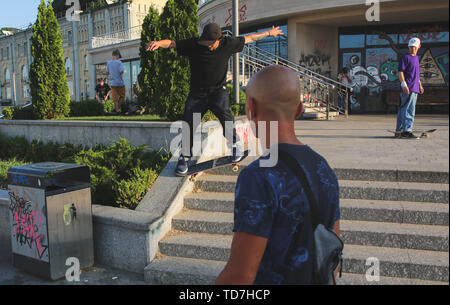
[{"xmin": 182, "ymin": 87, "xmax": 236, "ymax": 157}]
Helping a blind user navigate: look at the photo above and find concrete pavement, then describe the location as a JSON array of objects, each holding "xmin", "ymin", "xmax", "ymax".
[{"xmin": 295, "ymin": 114, "xmax": 449, "ymax": 173}]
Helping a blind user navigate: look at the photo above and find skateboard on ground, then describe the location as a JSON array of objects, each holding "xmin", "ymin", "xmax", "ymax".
[
  {"xmin": 387, "ymin": 129, "xmax": 437, "ymax": 138},
  {"xmin": 186, "ymin": 150, "xmax": 249, "ymax": 182}
]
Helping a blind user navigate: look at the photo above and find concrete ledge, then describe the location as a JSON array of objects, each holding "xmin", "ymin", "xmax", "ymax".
[{"xmin": 0, "ymin": 120, "xmax": 179, "ymax": 151}]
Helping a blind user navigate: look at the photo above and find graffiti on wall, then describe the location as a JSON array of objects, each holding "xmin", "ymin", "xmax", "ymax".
[
  {"xmin": 225, "ymin": 4, "xmax": 248, "ymax": 27},
  {"xmin": 341, "ymin": 27, "xmax": 449, "ymax": 111},
  {"xmin": 299, "ymin": 49, "xmax": 332, "ymax": 78},
  {"xmin": 8, "ymin": 188, "xmax": 49, "ymax": 262},
  {"xmin": 420, "ymin": 47, "xmax": 449, "ymax": 86},
  {"xmin": 400, "ymin": 24, "xmax": 449, "ymax": 44}
]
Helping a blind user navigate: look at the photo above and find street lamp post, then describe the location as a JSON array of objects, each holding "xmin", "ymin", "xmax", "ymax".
[{"xmin": 232, "ymin": 0, "xmax": 239, "ymax": 104}]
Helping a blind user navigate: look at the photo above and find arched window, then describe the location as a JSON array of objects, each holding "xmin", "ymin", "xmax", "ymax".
[
  {"xmin": 65, "ymin": 57, "xmax": 72, "ymax": 76},
  {"xmin": 5, "ymin": 68, "xmax": 10, "ymax": 82},
  {"xmin": 85, "ymin": 55, "xmax": 89, "ymax": 71}
]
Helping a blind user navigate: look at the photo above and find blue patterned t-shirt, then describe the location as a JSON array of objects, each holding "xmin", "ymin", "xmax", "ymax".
[{"xmin": 233, "ymin": 144, "xmax": 340, "ymax": 285}]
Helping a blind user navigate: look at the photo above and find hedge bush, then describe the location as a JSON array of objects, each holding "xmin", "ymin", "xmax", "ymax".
[
  {"xmin": 2, "ymin": 106, "xmax": 36, "ymax": 120},
  {"xmin": 0, "ymin": 134, "xmax": 170, "ymax": 210},
  {"xmin": 69, "ymin": 99, "xmax": 115, "ymax": 117}
]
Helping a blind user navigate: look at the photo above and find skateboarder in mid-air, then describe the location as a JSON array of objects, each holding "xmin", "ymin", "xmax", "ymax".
[{"xmin": 146, "ymin": 23, "xmax": 284, "ymax": 176}]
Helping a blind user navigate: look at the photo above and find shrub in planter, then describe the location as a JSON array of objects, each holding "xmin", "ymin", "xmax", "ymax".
[
  {"xmin": 115, "ymin": 167, "xmax": 157, "ymax": 210},
  {"xmin": 0, "ymin": 134, "xmax": 29, "ymax": 160},
  {"xmin": 0, "ymin": 159, "xmax": 28, "ymax": 189},
  {"xmin": 103, "ymin": 100, "xmax": 115, "ymax": 113},
  {"xmin": 69, "ymin": 99, "xmax": 105, "ymax": 117},
  {"xmin": 2, "ymin": 107, "xmax": 14, "ymax": 120}
]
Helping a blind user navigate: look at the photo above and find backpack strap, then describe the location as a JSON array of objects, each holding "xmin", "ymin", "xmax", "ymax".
[{"xmin": 278, "ymin": 150, "xmax": 320, "ymax": 229}]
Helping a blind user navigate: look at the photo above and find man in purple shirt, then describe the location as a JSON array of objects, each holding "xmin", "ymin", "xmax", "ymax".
[{"xmin": 395, "ymin": 37, "xmax": 424, "ymax": 139}]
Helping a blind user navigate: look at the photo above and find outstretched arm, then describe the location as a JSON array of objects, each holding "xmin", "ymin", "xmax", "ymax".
[
  {"xmin": 244, "ymin": 26, "xmax": 284, "ymax": 44},
  {"xmin": 146, "ymin": 40, "xmax": 176, "ymax": 51}
]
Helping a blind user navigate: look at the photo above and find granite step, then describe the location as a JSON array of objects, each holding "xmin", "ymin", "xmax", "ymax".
[
  {"xmin": 207, "ymin": 164, "xmax": 449, "ymax": 184},
  {"xmin": 194, "ymin": 175, "xmax": 449, "ymax": 203},
  {"xmin": 147, "ymin": 244, "xmax": 449, "ymax": 283},
  {"xmin": 172, "ymin": 211, "xmax": 448, "ymax": 251},
  {"xmin": 184, "ymin": 193, "xmax": 449, "ymax": 226}
]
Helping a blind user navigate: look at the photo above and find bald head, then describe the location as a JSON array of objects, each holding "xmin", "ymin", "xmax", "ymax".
[{"xmin": 246, "ymin": 65, "xmax": 301, "ymax": 121}]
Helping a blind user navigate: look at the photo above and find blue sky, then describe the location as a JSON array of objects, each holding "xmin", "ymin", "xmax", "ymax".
[{"xmin": 0, "ymin": 0, "xmax": 43, "ymax": 29}]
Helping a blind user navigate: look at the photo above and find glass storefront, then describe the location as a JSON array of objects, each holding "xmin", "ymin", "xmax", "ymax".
[
  {"xmin": 339, "ymin": 23, "xmax": 449, "ymax": 112},
  {"xmin": 242, "ymin": 24, "xmax": 288, "ymax": 59},
  {"xmin": 95, "ymin": 59, "xmax": 141, "ymax": 102}
]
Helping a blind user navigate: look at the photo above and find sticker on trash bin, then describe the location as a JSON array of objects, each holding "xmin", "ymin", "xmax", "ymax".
[{"xmin": 63, "ymin": 204, "xmax": 72, "ymax": 226}]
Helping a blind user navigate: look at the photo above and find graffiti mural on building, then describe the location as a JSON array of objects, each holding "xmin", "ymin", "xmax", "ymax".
[
  {"xmin": 340, "ymin": 26, "xmax": 449, "ymax": 111},
  {"xmin": 420, "ymin": 47, "xmax": 449, "ymax": 86},
  {"xmin": 299, "ymin": 49, "xmax": 332, "ymax": 78}
]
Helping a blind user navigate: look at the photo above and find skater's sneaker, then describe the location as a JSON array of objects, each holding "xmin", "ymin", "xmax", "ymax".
[
  {"xmin": 394, "ymin": 131, "xmax": 402, "ymax": 138},
  {"xmin": 401, "ymin": 131, "xmax": 420, "ymax": 139},
  {"xmin": 230, "ymin": 144, "xmax": 245, "ymax": 163},
  {"xmin": 175, "ymin": 155, "xmax": 189, "ymax": 177}
]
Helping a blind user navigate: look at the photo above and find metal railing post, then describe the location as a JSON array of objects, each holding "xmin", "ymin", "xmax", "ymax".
[{"xmin": 232, "ymin": 0, "xmax": 240, "ymax": 104}]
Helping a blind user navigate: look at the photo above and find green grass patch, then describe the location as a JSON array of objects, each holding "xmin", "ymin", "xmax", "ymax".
[{"xmin": 59, "ymin": 114, "xmax": 166, "ymax": 121}]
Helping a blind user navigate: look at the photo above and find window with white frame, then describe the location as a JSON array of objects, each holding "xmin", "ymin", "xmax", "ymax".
[
  {"xmin": 22, "ymin": 65, "xmax": 28, "ymax": 81},
  {"xmin": 23, "ymin": 85, "xmax": 30, "ymax": 98},
  {"xmin": 65, "ymin": 57, "xmax": 72, "ymax": 76},
  {"xmin": 85, "ymin": 55, "xmax": 89, "ymax": 71}
]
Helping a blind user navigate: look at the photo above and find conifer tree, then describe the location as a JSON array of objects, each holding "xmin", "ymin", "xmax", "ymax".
[
  {"xmin": 30, "ymin": 0, "xmax": 70, "ymax": 119},
  {"xmin": 137, "ymin": 5, "xmax": 161, "ymax": 112},
  {"xmin": 154, "ymin": 0, "xmax": 199, "ymax": 121}
]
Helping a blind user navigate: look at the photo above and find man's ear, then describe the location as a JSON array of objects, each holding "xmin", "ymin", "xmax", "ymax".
[
  {"xmin": 246, "ymin": 97, "xmax": 257, "ymax": 120},
  {"xmin": 295, "ymin": 102, "xmax": 304, "ymax": 119}
]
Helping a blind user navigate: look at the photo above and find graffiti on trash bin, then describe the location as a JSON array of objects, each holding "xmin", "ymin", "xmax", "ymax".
[{"xmin": 9, "ymin": 192, "xmax": 49, "ymax": 260}]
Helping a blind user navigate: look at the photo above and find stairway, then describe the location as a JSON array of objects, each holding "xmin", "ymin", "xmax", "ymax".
[{"xmin": 144, "ymin": 162, "xmax": 449, "ymax": 285}]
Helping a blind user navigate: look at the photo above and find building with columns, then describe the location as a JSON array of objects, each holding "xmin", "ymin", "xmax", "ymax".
[{"xmin": 0, "ymin": 0, "xmax": 167, "ymax": 107}]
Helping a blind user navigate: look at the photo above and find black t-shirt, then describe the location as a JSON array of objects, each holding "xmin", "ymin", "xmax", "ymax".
[
  {"xmin": 176, "ymin": 36, "xmax": 245, "ymax": 91},
  {"xmin": 95, "ymin": 84, "xmax": 111, "ymax": 99}
]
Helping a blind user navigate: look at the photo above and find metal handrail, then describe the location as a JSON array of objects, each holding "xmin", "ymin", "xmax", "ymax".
[
  {"xmin": 237, "ymin": 44, "xmax": 349, "ymax": 118},
  {"xmin": 243, "ymin": 44, "xmax": 351, "ymax": 90},
  {"xmin": 241, "ymin": 52, "xmax": 338, "ymax": 89},
  {"xmin": 91, "ymin": 25, "xmax": 142, "ymax": 49}
]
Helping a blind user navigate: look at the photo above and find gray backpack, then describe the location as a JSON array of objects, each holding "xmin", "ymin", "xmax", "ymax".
[{"xmin": 279, "ymin": 150, "xmax": 344, "ymax": 285}]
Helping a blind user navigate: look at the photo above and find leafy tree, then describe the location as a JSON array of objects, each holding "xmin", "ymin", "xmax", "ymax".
[
  {"xmin": 30, "ymin": 0, "xmax": 70, "ymax": 119},
  {"xmin": 137, "ymin": 5, "xmax": 161, "ymax": 112},
  {"xmin": 154, "ymin": 0, "xmax": 199, "ymax": 121}
]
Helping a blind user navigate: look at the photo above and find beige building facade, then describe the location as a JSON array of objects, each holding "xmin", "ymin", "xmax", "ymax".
[{"xmin": 0, "ymin": 0, "xmax": 166, "ymax": 107}]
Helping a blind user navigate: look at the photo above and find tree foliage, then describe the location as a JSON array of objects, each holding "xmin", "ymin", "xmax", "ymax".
[
  {"xmin": 137, "ymin": 5, "xmax": 161, "ymax": 111},
  {"xmin": 30, "ymin": 0, "xmax": 70, "ymax": 119},
  {"xmin": 153, "ymin": 0, "xmax": 199, "ymax": 121}
]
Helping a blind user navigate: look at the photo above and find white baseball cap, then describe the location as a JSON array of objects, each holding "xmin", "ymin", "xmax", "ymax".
[{"xmin": 408, "ymin": 37, "xmax": 421, "ymax": 48}]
